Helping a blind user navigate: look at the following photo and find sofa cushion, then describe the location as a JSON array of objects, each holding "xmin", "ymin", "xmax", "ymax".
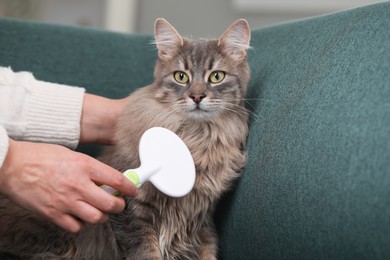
[{"xmin": 216, "ymin": 2, "xmax": 390, "ymax": 259}]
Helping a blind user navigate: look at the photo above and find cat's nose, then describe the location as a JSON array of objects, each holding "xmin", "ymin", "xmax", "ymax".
[{"xmin": 189, "ymin": 94, "xmax": 207, "ymax": 104}]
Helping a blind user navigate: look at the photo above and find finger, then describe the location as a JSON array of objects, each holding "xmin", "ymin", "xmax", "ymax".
[
  {"xmin": 87, "ymin": 158, "xmax": 137, "ymax": 197},
  {"xmin": 70, "ymin": 200, "xmax": 109, "ymax": 225},
  {"xmin": 82, "ymin": 184, "xmax": 126, "ymax": 214},
  {"xmin": 51, "ymin": 213, "xmax": 85, "ymax": 233},
  {"xmin": 36, "ymin": 201, "xmax": 85, "ymax": 233}
]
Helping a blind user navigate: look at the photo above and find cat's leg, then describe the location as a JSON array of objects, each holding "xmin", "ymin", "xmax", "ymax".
[
  {"xmin": 197, "ymin": 224, "xmax": 218, "ymax": 260},
  {"xmin": 112, "ymin": 204, "xmax": 163, "ymax": 260},
  {"xmin": 123, "ymin": 231, "xmax": 162, "ymax": 260},
  {"xmin": 117, "ymin": 221, "xmax": 162, "ymax": 260}
]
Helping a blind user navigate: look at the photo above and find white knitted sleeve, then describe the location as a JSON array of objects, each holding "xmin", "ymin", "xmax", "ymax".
[{"xmin": 0, "ymin": 67, "xmax": 85, "ymax": 149}]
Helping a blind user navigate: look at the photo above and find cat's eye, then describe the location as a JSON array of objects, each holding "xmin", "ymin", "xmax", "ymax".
[
  {"xmin": 174, "ymin": 71, "xmax": 189, "ymax": 84},
  {"xmin": 209, "ymin": 71, "xmax": 225, "ymax": 84}
]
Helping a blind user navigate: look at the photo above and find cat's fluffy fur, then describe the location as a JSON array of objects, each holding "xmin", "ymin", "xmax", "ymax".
[{"xmin": 0, "ymin": 18, "xmax": 250, "ymax": 259}]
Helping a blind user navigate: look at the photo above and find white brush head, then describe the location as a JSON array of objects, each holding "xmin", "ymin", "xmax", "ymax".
[{"xmin": 137, "ymin": 127, "xmax": 196, "ymax": 197}]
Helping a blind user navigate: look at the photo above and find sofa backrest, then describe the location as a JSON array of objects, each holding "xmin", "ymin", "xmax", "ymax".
[{"xmin": 216, "ymin": 2, "xmax": 390, "ymax": 259}]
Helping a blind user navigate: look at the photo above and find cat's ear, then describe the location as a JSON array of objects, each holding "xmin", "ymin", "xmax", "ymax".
[
  {"xmin": 218, "ymin": 19, "xmax": 251, "ymax": 60},
  {"xmin": 154, "ymin": 18, "xmax": 184, "ymax": 60}
]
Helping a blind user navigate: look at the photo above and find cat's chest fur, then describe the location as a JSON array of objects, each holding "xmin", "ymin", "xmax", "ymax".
[{"xmin": 112, "ymin": 85, "xmax": 248, "ymax": 199}]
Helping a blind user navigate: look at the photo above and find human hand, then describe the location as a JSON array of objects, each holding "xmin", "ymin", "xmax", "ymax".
[
  {"xmin": 0, "ymin": 139, "xmax": 137, "ymax": 233},
  {"xmin": 80, "ymin": 94, "xmax": 130, "ymax": 145}
]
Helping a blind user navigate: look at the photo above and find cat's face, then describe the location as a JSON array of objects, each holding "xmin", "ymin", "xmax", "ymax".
[{"xmin": 153, "ymin": 19, "xmax": 251, "ymax": 121}]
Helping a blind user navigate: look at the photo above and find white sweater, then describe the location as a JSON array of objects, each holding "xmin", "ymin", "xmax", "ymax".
[{"xmin": 0, "ymin": 67, "xmax": 85, "ymax": 168}]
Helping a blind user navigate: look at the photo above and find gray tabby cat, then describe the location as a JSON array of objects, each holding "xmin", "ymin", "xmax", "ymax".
[{"xmin": 0, "ymin": 18, "xmax": 250, "ymax": 260}]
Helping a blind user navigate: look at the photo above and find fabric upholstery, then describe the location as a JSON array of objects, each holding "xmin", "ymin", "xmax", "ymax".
[{"xmin": 216, "ymin": 2, "xmax": 390, "ymax": 259}]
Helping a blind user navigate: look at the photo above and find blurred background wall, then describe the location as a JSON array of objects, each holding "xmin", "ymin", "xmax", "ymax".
[{"xmin": 0, "ymin": 0, "xmax": 385, "ymax": 37}]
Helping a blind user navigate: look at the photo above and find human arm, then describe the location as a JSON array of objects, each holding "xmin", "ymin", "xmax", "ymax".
[
  {"xmin": 0, "ymin": 66, "xmax": 84, "ymax": 148},
  {"xmin": 0, "ymin": 67, "xmax": 136, "ymax": 232},
  {"xmin": 79, "ymin": 93, "xmax": 130, "ymax": 145}
]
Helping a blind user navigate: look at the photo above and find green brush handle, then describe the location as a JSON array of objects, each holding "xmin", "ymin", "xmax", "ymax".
[{"xmin": 101, "ymin": 170, "xmax": 140, "ymax": 196}]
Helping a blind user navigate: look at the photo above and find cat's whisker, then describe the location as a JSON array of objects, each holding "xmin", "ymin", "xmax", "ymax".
[
  {"xmin": 210, "ymin": 97, "xmax": 257, "ymax": 109},
  {"xmin": 219, "ymin": 102, "xmax": 262, "ymax": 123},
  {"xmin": 208, "ymin": 97, "xmax": 273, "ymax": 124},
  {"xmin": 167, "ymin": 104, "xmax": 186, "ymax": 116}
]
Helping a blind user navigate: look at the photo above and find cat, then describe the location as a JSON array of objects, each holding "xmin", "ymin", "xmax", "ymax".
[{"xmin": 0, "ymin": 18, "xmax": 251, "ymax": 260}]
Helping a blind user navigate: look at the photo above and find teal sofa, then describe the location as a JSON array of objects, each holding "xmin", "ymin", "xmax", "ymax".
[{"xmin": 1, "ymin": 2, "xmax": 389, "ymax": 259}]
